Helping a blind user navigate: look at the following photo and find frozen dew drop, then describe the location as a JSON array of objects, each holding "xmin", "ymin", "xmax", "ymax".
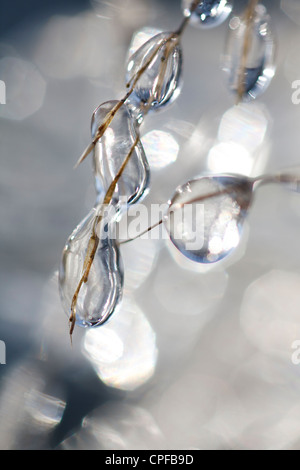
[
  {"xmin": 126, "ymin": 32, "xmax": 183, "ymax": 112},
  {"xmin": 91, "ymin": 100, "xmax": 150, "ymax": 206},
  {"xmin": 59, "ymin": 207, "xmax": 124, "ymax": 328},
  {"xmin": 182, "ymin": 0, "xmax": 232, "ymax": 29},
  {"xmin": 223, "ymin": 4, "xmax": 276, "ymax": 100},
  {"xmin": 164, "ymin": 175, "xmax": 254, "ymax": 263}
]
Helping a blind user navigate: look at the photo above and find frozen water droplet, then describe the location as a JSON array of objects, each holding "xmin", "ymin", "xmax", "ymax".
[
  {"xmin": 126, "ymin": 32, "xmax": 182, "ymax": 112},
  {"xmin": 91, "ymin": 100, "xmax": 150, "ymax": 206},
  {"xmin": 164, "ymin": 175, "xmax": 254, "ymax": 263},
  {"xmin": 182, "ymin": 0, "xmax": 232, "ymax": 29},
  {"xmin": 223, "ymin": 5, "xmax": 276, "ymax": 100},
  {"xmin": 59, "ymin": 207, "xmax": 123, "ymax": 328}
]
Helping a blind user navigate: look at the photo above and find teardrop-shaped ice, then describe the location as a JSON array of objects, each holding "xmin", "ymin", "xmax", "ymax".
[
  {"xmin": 182, "ymin": 0, "xmax": 232, "ymax": 28},
  {"xmin": 126, "ymin": 32, "xmax": 182, "ymax": 112},
  {"xmin": 91, "ymin": 100, "xmax": 150, "ymax": 205},
  {"xmin": 164, "ymin": 175, "xmax": 254, "ymax": 263},
  {"xmin": 223, "ymin": 5, "xmax": 275, "ymax": 100},
  {"xmin": 59, "ymin": 207, "xmax": 124, "ymax": 328}
]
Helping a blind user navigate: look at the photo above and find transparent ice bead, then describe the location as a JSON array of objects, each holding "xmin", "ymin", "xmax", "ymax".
[
  {"xmin": 59, "ymin": 207, "xmax": 124, "ymax": 328},
  {"xmin": 126, "ymin": 32, "xmax": 182, "ymax": 112},
  {"xmin": 91, "ymin": 100, "xmax": 150, "ymax": 206},
  {"xmin": 164, "ymin": 175, "xmax": 254, "ymax": 263},
  {"xmin": 182, "ymin": 0, "xmax": 232, "ymax": 28},
  {"xmin": 223, "ymin": 5, "xmax": 276, "ymax": 100}
]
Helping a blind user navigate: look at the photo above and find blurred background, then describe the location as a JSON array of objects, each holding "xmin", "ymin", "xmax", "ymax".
[{"xmin": 1, "ymin": 0, "xmax": 300, "ymax": 450}]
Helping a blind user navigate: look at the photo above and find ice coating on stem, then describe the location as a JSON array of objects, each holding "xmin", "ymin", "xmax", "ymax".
[
  {"xmin": 182, "ymin": 0, "xmax": 232, "ymax": 29},
  {"xmin": 126, "ymin": 32, "xmax": 182, "ymax": 112},
  {"xmin": 164, "ymin": 175, "xmax": 254, "ymax": 263},
  {"xmin": 223, "ymin": 4, "xmax": 275, "ymax": 100},
  {"xmin": 91, "ymin": 100, "xmax": 150, "ymax": 206},
  {"xmin": 59, "ymin": 207, "xmax": 124, "ymax": 328}
]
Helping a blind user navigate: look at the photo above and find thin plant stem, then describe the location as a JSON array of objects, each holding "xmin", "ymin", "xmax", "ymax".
[
  {"xmin": 69, "ymin": 2, "xmax": 199, "ymax": 338},
  {"xmin": 69, "ymin": 136, "xmax": 139, "ymax": 337},
  {"xmin": 118, "ymin": 219, "xmax": 164, "ymax": 246},
  {"xmin": 118, "ymin": 172, "xmax": 300, "ymax": 247},
  {"xmin": 119, "ymin": 182, "xmax": 254, "ymax": 246},
  {"xmin": 237, "ymin": 0, "xmax": 259, "ymax": 103},
  {"xmin": 74, "ymin": 1, "xmax": 199, "ymax": 168},
  {"xmin": 75, "ymin": 32, "xmax": 181, "ymax": 168}
]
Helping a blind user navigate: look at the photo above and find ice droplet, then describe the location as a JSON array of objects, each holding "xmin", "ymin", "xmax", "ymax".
[
  {"xmin": 126, "ymin": 32, "xmax": 182, "ymax": 112},
  {"xmin": 91, "ymin": 100, "xmax": 150, "ymax": 206},
  {"xmin": 182, "ymin": 0, "xmax": 232, "ymax": 29},
  {"xmin": 59, "ymin": 207, "xmax": 123, "ymax": 328},
  {"xmin": 223, "ymin": 5, "xmax": 276, "ymax": 100},
  {"xmin": 164, "ymin": 175, "xmax": 254, "ymax": 263}
]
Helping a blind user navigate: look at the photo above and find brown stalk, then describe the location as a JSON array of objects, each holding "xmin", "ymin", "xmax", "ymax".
[
  {"xmin": 119, "ymin": 182, "xmax": 254, "ymax": 245},
  {"xmin": 69, "ymin": 136, "xmax": 139, "ymax": 337},
  {"xmin": 237, "ymin": 0, "xmax": 259, "ymax": 103},
  {"xmin": 69, "ymin": 3, "xmax": 196, "ymax": 338},
  {"xmin": 74, "ymin": 1, "xmax": 198, "ymax": 168},
  {"xmin": 75, "ymin": 33, "xmax": 178, "ymax": 168},
  {"xmin": 120, "ymin": 170, "xmax": 300, "ymax": 246}
]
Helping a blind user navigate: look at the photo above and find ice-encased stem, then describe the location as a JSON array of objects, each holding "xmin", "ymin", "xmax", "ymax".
[
  {"xmin": 69, "ymin": 2, "xmax": 199, "ymax": 338},
  {"xmin": 237, "ymin": 0, "xmax": 260, "ymax": 103},
  {"xmin": 69, "ymin": 136, "xmax": 139, "ymax": 336}
]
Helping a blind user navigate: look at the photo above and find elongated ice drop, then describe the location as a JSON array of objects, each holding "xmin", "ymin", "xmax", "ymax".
[{"xmin": 59, "ymin": 207, "xmax": 124, "ymax": 328}]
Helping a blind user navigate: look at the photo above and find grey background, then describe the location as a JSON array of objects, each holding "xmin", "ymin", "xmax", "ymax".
[{"xmin": 1, "ymin": 0, "xmax": 300, "ymax": 450}]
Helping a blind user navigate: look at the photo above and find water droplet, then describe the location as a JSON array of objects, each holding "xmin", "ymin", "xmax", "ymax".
[
  {"xmin": 91, "ymin": 100, "xmax": 150, "ymax": 205},
  {"xmin": 83, "ymin": 297, "xmax": 158, "ymax": 391},
  {"xmin": 126, "ymin": 32, "xmax": 182, "ymax": 112},
  {"xmin": 182, "ymin": 0, "xmax": 232, "ymax": 28},
  {"xmin": 164, "ymin": 175, "xmax": 254, "ymax": 263},
  {"xmin": 141, "ymin": 130, "xmax": 179, "ymax": 169},
  {"xmin": 223, "ymin": 5, "xmax": 276, "ymax": 100},
  {"xmin": 59, "ymin": 207, "xmax": 123, "ymax": 328}
]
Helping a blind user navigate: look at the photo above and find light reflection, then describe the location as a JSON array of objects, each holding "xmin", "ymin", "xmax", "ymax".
[
  {"xmin": 141, "ymin": 130, "xmax": 179, "ymax": 170},
  {"xmin": 207, "ymin": 103, "xmax": 270, "ymax": 176},
  {"xmin": 244, "ymin": 415, "xmax": 300, "ymax": 450},
  {"xmin": 61, "ymin": 403, "xmax": 164, "ymax": 450},
  {"xmin": 25, "ymin": 390, "xmax": 66, "ymax": 428},
  {"xmin": 0, "ymin": 361, "xmax": 65, "ymax": 449},
  {"xmin": 154, "ymin": 254, "xmax": 228, "ymax": 315},
  {"xmin": 120, "ymin": 237, "xmax": 158, "ymax": 291},
  {"xmin": 128, "ymin": 27, "xmax": 162, "ymax": 58},
  {"xmin": 167, "ymin": 237, "xmax": 223, "ymax": 273},
  {"xmin": 223, "ymin": 220, "xmax": 240, "ymax": 251},
  {"xmin": 83, "ymin": 297, "xmax": 158, "ymax": 391},
  {"xmin": 208, "ymin": 142, "xmax": 254, "ymax": 175},
  {"xmin": 84, "ymin": 328, "xmax": 124, "ymax": 364},
  {"xmin": 0, "ymin": 57, "xmax": 46, "ymax": 120},
  {"xmin": 38, "ymin": 272, "xmax": 87, "ymax": 365},
  {"xmin": 91, "ymin": 0, "xmax": 152, "ymax": 29},
  {"xmin": 153, "ymin": 373, "xmax": 231, "ymax": 449},
  {"xmin": 218, "ymin": 103, "xmax": 269, "ymax": 153},
  {"xmin": 240, "ymin": 270, "xmax": 300, "ymax": 359},
  {"xmin": 35, "ymin": 12, "xmax": 113, "ymax": 80},
  {"xmin": 229, "ymin": 352, "xmax": 300, "ymax": 449}
]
